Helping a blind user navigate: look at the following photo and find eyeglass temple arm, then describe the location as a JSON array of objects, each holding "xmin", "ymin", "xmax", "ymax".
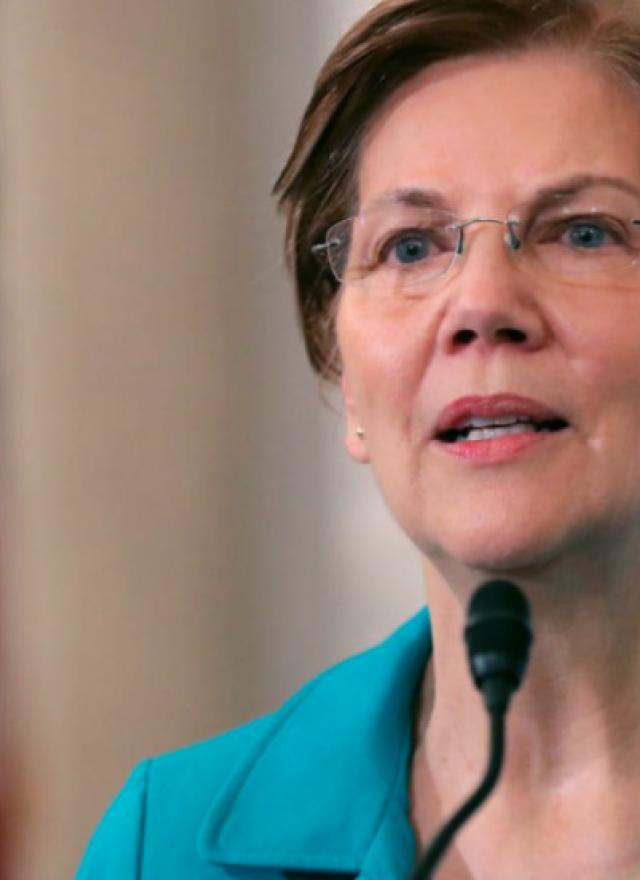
[{"xmin": 311, "ymin": 240, "xmax": 338, "ymax": 267}]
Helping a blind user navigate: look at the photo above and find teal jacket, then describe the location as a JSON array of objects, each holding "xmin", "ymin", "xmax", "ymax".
[{"xmin": 76, "ymin": 608, "xmax": 432, "ymax": 880}]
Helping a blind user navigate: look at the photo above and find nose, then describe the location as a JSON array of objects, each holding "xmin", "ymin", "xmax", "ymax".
[{"xmin": 437, "ymin": 224, "xmax": 550, "ymax": 357}]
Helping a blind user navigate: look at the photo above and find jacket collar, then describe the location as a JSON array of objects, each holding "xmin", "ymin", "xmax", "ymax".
[{"xmin": 197, "ymin": 609, "xmax": 432, "ymax": 878}]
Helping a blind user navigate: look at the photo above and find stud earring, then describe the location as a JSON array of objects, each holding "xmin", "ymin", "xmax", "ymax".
[{"xmin": 356, "ymin": 427, "xmax": 365, "ymax": 439}]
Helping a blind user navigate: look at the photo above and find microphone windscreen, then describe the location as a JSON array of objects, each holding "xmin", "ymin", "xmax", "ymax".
[{"xmin": 465, "ymin": 580, "xmax": 532, "ymax": 690}]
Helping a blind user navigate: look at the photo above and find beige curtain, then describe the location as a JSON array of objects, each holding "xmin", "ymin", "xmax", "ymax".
[{"xmin": 0, "ymin": 2, "xmax": 422, "ymax": 877}]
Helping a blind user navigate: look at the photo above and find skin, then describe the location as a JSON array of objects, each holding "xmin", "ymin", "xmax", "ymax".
[{"xmin": 336, "ymin": 51, "xmax": 640, "ymax": 878}]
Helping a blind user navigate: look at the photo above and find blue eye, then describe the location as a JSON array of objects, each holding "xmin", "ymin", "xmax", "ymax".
[
  {"xmin": 392, "ymin": 234, "xmax": 430, "ymax": 264},
  {"xmin": 566, "ymin": 222, "xmax": 609, "ymax": 249}
]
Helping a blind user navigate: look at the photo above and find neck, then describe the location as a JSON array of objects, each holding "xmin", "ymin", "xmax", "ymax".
[{"xmin": 415, "ymin": 545, "xmax": 640, "ymax": 875}]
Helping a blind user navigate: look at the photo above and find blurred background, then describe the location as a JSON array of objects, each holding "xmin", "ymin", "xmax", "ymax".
[{"xmin": 0, "ymin": 2, "xmax": 423, "ymax": 877}]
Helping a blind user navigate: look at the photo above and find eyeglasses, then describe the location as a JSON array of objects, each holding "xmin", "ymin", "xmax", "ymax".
[{"xmin": 311, "ymin": 183, "xmax": 640, "ymax": 296}]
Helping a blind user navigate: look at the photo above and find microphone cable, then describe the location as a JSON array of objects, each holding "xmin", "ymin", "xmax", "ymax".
[{"xmin": 410, "ymin": 580, "xmax": 533, "ymax": 880}]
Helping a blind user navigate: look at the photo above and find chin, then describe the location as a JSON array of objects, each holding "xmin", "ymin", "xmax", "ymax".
[
  {"xmin": 415, "ymin": 510, "xmax": 572, "ymax": 576},
  {"xmin": 445, "ymin": 538, "xmax": 553, "ymax": 574}
]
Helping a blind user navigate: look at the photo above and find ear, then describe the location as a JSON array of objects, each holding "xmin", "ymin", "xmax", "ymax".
[{"xmin": 341, "ymin": 372, "xmax": 370, "ymax": 464}]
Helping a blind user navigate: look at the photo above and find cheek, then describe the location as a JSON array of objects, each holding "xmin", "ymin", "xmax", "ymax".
[
  {"xmin": 337, "ymin": 295, "xmax": 439, "ymax": 416},
  {"xmin": 560, "ymin": 293, "xmax": 640, "ymax": 494},
  {"xmin": 564, "ymin": 291, "xmax": 640, "ymax": 396}
]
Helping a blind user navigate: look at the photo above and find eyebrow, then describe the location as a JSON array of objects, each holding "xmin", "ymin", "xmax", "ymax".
[{"xmin": 362, "ymin": 174, "xmax": 640, "ymax": 215}]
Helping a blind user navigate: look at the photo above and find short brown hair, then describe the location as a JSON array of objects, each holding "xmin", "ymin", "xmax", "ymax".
[{"xmin": 273, "ymin": 0, "xmax": 640, "ymax": 381}]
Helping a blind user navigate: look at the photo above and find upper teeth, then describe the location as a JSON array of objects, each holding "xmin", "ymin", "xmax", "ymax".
[{"xmin": 458, "ymin": 415, "xmax": 534, "ymax": 430}]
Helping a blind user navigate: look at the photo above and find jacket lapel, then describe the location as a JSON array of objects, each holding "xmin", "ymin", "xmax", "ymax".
[{"xmin": 197, "ymin": 609, "xmax": 432, "ymax": 879}]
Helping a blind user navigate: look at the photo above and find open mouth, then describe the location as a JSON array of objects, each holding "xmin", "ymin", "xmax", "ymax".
[{"xmin": 437, "ymin": 417, "xmax": 570, "ymax": 444}]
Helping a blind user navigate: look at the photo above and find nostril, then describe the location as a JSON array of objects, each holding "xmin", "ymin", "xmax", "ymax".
[
  {"xmin": 497, "ymin": 328, "xmax": 527, "ymax": 342},
  {"xmin": 454, "ymin": 329, "xmax": 476, "ymax": 345}
]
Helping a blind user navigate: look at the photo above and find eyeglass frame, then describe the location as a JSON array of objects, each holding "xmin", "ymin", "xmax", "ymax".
[{"xmin": 311, "ymin": 198, "xmax": 640, "ymax": 288}]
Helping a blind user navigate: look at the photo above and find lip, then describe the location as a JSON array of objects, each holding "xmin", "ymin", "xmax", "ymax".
[
  {"xmin": 432, "ymin": 393, "xmax": 569, "ymax": 439},
  {"xmin": 436, "ymin": 430, "xmax": 564, "ymax": 464}
]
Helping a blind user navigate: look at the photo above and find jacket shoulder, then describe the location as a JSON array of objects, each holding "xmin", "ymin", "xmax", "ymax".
[
  {"xmin": 76, "ymin": 609, "xmax": 430, "ymax": 878},
  {"xmin": 76, "ymin": 715, "xmax": 275, "ymax": 879},
  {"xmin": 149, "ymin": 608, "xmax": 429, "ymax": 791},
  {"xmin": 76, "ymin": 759, "xmax": 150, "ymax": 879}
]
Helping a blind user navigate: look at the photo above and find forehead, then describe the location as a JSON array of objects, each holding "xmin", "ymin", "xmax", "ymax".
[{"xmin": 358, "ymin": 51, "xmax": 640, "ymax": 213}]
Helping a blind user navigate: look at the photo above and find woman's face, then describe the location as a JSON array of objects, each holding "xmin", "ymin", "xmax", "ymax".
[{"xmin": 336, "ymin": 51, "xmax": 640, "ymax": 572}]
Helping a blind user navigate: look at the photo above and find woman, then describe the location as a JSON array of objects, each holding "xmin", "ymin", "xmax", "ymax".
[{"xmin": 77, "ymin": 1, "xmax": 640, "ymax": 877}]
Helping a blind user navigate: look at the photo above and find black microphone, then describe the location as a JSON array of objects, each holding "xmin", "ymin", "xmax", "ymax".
[{"xmin": 410, "ymin": 580, "xmax": 533, "ymax": 879}]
